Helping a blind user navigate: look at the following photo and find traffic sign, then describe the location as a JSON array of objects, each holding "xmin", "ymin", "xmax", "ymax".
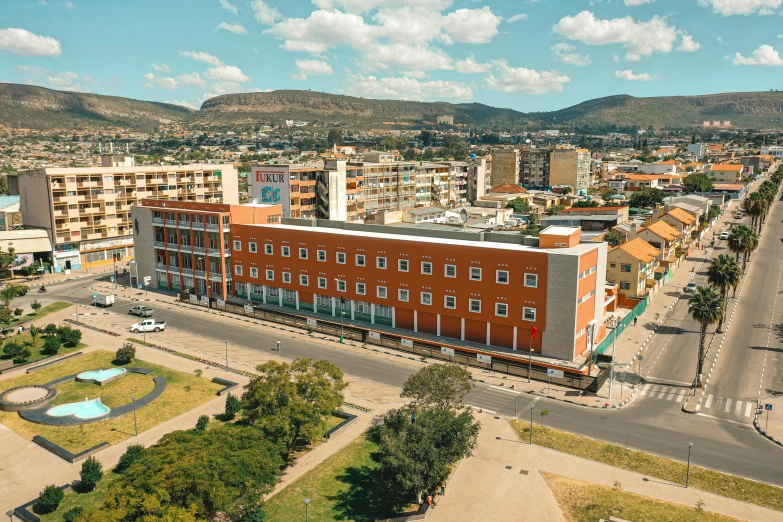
[
  {"xmin": 441, "ymin": 347, "xmax": 455, "ymax": 356},
  {"xmin": 766, "ymin": 404, "xmax": 773, "ymax": 411},
  {"xmin": 92, "ymin": 294, "xmax": 97, "ymax": 299},
  {"xmin": 548, "ymin": 369, "xmax": 564, "ymax": 379},
  {"xmin": 477, "ymin": 354, "xmax": 492, "ymax": 364},
  {"xmin": 138, "ymin": 284, "xmax": 142, "ymax": 289},
  {"xmin": 111, "ymin": 276, "xmax": 115, "ymax": 282},
  {"xmin": 143, "ymin": 276, "xmax": 151, "ymax": 284}
]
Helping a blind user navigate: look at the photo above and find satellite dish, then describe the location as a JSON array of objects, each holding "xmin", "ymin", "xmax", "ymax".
[
  {"xmin": 459, "ymin": 209, "xmax": 468, "ymax": 223},
  {"xmin": 525, "ymin": 139, "xmax": 531, "ymax": 144}
]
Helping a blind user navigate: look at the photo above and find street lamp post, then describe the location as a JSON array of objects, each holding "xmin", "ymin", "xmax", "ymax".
[
  {"xmin": 528, "ymin": 319, "xmax": 533, "ymax": 383},
  {"xmin": 225, "ymin": 340, "xmax": 229, "ymax": 370},
  {"xmin": 514, "ymin": 394, "xmax": 519, "ymax": 420},
  {"xmin": 334, "ymin": 279, "xmax": 345, "ymax": 343},
  {"xmin": 529, "ymin": 404, "xmax": 535, "ymax": 445},
  {"xmin": 7, "ymin": 509, "xmax": 16, "ymax": 521},
  {"xmin": 131, "ymin": 396, "xmax": 138, "ymax": 436},
  {"xmin": 686, "ymin": 442, "xmax": 694, "ymax": 487},
  {"xmin": 303, "ymin": 498, "xmax": 311, "ymax": 522}
]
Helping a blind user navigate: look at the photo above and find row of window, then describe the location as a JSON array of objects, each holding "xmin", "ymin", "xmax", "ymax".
[{"xmin": 233, "ymin": 242, "xmax": 539, "ymax": 286}]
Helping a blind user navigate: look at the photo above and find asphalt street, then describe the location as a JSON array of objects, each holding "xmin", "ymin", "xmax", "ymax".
[{"xmin": 43, "ymin": 271, "xmax": 783, "ymax": 487}]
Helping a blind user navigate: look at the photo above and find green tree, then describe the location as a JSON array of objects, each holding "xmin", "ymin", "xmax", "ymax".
[
  {"xmin": 42, "ymin": 335, "xmax": 61, "ymax": 355},
  {"xmin": 683, "ymin": 173, "xmax": 714, "ymax": 194},
  {"xmin": 80, "ymin": 456, "xmax": 104, "ymax": 490},
  {"xmin": 419, "ymin": 130, "xmax": 434, "ymax": 147},
  {"xmin": 604, "ymin": 230, "xmax": 624, "ymax": 247},
  {"xmin": 13, "ymin": 307, "xmax": 22, "ymax": 317},
  {"xmin": 29, "ymin": 324, "xmax": 40, "ymax": 346},
  {"xmin": 241, "ymin": 509, "xmax": 266, "ymax": 522},
  {"xmin": 706, "ymin": 254, "xmax": 741, "ymax": 333},
  {"xmin": 689, "ymin": 286, "xmax": 724, "ymax": 388},
  {"xmin": 44, "ymin": 323, "xmax": 58, "ymax": 336},
  {"xmin": 114, "ymin": 443, "xmax": 144, "ymax": 474},
  {"xmin": 327, "ymin": 129, "xmax": 344, "ymax": 147},
  {"xmin": 628, "ymin": 188, "xmax": 666, "ymax": 208},
  {"xmin": 708, "ymin": 204, "xmax": 721, "ymax": 222},
  {"xmin": 115, "ymin": 343, "xmax": 136, "ymax": 364},
  {"xmin": 36, "ymin": 484, "xmax": 64, "ymax": 513},
  {"xmin": 62, "ymin": 507, "xmax": 84, "ymax": 522},
  {"xmin": 0, "ymin": 245, "xmax": 17, "ymax": 279},
  {"xmin": 544, "ymin": 204, "xmax": 566, "ymax": 216},
  {"xmin": 401, "ymin": 364, "xmax": 473, "ymax": 411},
  {"xmin": 57, "ymin": 325, "xmax": 82, "ymax": 347},
  {"xmin": 507, "ymin": 197, "xmax": 533, "ymax": 214},
  {"xmin": 31, "ymin": 299, "xmax": 42, "ymax": 314},
  {"xmin": 195, "ymin": 414, "xmax": 209, "ymax": 431},
  {"xmin": 442, "ymin": 135, "xmax": 469, "ymax": 159},
  {"xmin": 571, "ymin": 200, "xmax": 599, "ymax": 208},
  {"xmin": 0, "ymin": 284, "xmax": 18, "ymax": 308},
  {"xmin": 241, "ymin": 358, "xmax": 347, "ymax": 460},
  {"xmin": 225, "ymin": 393, "xmax": 241, "ymax": 419}
]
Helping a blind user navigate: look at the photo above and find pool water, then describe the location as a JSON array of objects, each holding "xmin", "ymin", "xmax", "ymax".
[
  {"xmin": 77, "ymin": 368, "xmax": 126, "ymax": 382},
  {"xmin": 47, "ymin": 398, "xmax": 110, "ymax": 419}
]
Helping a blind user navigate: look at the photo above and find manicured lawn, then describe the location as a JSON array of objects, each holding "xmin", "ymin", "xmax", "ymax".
[
  {"xmin": 4, "ymin": 300, "xmax": 73, "ymax": 330},
  {"xmin": 38, "ymin": 473, "xmax": 122, "ymax": 522},
  {"xmin": 0, "ymin": 331, "xmax": 84, "ymax": 368},
  {"xmin": 0, "ymin": 350, "xmax": 222, "ymax": 452},
  {"xmin": 544, "ymin": 473, "xmax": 741, "ymax": 522},
  {"xmin": 52, "ymin": 372, "xmax": 156, "ymax": 408},
  {"xmin": 509, "ymin": 420, "xmax": 783, "ymax": 512}
]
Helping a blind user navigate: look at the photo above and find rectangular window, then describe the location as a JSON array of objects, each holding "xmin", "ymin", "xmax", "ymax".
[
  {"xmin": 356, "ymin": 282, "xmax": 366, "ymax": 295},
  {"xmin": 300, "ymin": 274, "xmax": 309, "ymax": 286},
  {"xmin": 377, "ymin": 286, "xmax": 387, "ymax": 299},
  {"xmin": 250, "ymin": 267, "xmax": 258, "ymax": 278},
  {"xmin": 496, "ymin": 270, "xmax": 509, "ymax": 284},
  {"xmin": 445, "ymin": 264, "xmax": 456, "ymax": 278},
  {"xmin": 266, "ymin": 269, "xmax": 274, "ymax": 281},
  {"xmin": 234, "ymin": 265, "xmax": 243, "ymax": 276},
  {"xmin": 470, "ymin": 267, "xmax": 482, "ymax": 281},
  {"xmin": 249, "ymin": 242, "xmax": 258, "ymax": 253},
  {"xmin": 469, "ymin": 299, "xmax": 481, "ymax": 313},
  {"xmin": 318, "ymin": 277, "xmax": 327, "ymax": 289},
  {"xmin": 264, "ymin": 243, "xmax": 272, "ymax": 255},
  {"xmin": 524, "ymin": 273, "xmax": 538, "ymax": 288},
  {"xmin": 620, "ymin": 282, "xmax": 631, "ymax": 290},
  {"xmin": 356, "ymin": 254, "xmax": 366, "ymax": 267},
  {"xmin": 421, "ymin": 262, "xmax": 433, "ymax": 275},
  {"xmin": 317, "ymin": 249, "xmax": 326, "ymax": 262},
  {"xmin": 495, "ymin": 303, "xmax": 508, "ymax": 317},
  {"xmin": 523, "ymin": 307, "xmax": 536, "ymax": 322},
  {"xmin": 377, "ymin": 257, "xmax": 387, "ymax": 269},
  {"xmin": 421, "ymin": 292, "xmax": 432, "ymax": 305},
  {"xmin": 336, "ymin": 252, "xmax": 346, "ymax": 264},
  {"xmin": 337, "ymin": 279, "xmax": 347, "ymax": 292},
  {"xmin": 609, "ymin": 263, "xmax": 616, "ymax": 268},
  {"xmin": 299, "ymin": 248, "xmax": 308, "ymax": 259},
  {"xmin": 398, "ymin": 259, "xmax": 409, "ymax": 272},
  {"xmin": 282, "ymin": 246, "xmax": 290, "ymax": 257},
  {"xmin": 398, "ymin": 289, "xmax": 409, "ymax": 302},
  {"xmin": 620, "ymin": 264, "xmax": 632, "ymax": 273},
  {"xmin": 444, "ymin": 295, "xmax": 456, "ymax": 309},
  {"xmin": 283, "ymin": 272, "xmax": 291, "ymax": 284},
  {"xmin": 233, "ymin": 240, "xmax": 241, "ymax": 251}
]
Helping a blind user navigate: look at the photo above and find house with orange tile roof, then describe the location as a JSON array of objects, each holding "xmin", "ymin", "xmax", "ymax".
[
  {"xmin": 606, "ymin": 236, "xmax": 661, "ymax": 298},
  {"xmin": 660, "ymin": 205, "xmax": 698, "ymax": 242},
  {"xmin": 708, "ymin": 163, "xmax": 746, "ymax": 183},
  {"xmin": 635, "ymin": 219, "xmax": 682, "ymax": 265}
]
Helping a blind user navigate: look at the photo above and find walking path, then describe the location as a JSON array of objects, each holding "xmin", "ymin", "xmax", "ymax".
[{"xmin": 430, "ymin": 411, "xmax": 783, "ymax": 522}]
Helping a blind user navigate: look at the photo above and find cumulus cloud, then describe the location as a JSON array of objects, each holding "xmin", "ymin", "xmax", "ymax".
[
  {"xmin": 216, "ymin": 22, "xmax": 247, "ymax": 34},
  {"xmin": 251, "ymin": 0, "xmax": 281, "ymax": 25},
  {"xmin": 507, "ymin": 13, "xmax": 527, "ymax": 23},
  {"xmin": 625, "ymin": 0, "xmax": 654, "ymax": 5},
  {"xmin": 151, "ymin": 62, "xmax": 170, "ymax": 72},
  {"xmin": 265, "ymin": 9, "xmax": 375, "ymax": 53},
  {"xmin": 484, "ymin": 60, "xmax": 571, "ymax": 94},
  {"xmin": 553, "ymin": 11, "xmax": 678, "ymax": 61},
  {"xmin": 455, "ymin": 56, "xmax": 491, "ymax": 74},
  {"xmin": 551, "ymin": 43, "xmax": 590, "ymax": 66},
  {"xmin": 165, "ymin": 99, "xmax": 198, "ymax": 110},
  {"xmin": 677, "ymin": 33, "xmax": 701, "ymax": 52},
  {"xmin": 64, "ymin": 1, "xmax": 77, "ymax": 9},
  {"xmin": 295, "ymin": 59, "xmax": 334, "ymax": 76},
  {"xmin": 218, "ymin": 0, "xmax": 238, "ymax": 15},
  {"xmin": 442, "ymin": 7, "xmax": 502, "ymax": 44},
  {"xmin": 178, "ymin": 72, "xmax": 206, "ymax": 85},
  {"xmin": 313, "ymin": 0, "xmax": 453, "ymax": 13},
  {"xmin": 698, "ymin": 0, "xmax": 783, "ymax": 16},
  {"xmin": 17, "ymin": 67, "xmax": 98, "ymax": 92},
  {"xmin": 372, "ymin": 6, "xmax": 444, "ymax": 45},
  {"xmin": 733, "ymin": 44, "xmax": 783, "ymax": 66},
  {"xmin": 344, "ymin": 73, "xmax": 473, "ymax": 101},
  {"xmin": 0, "ymin": 28, "xmax": 62, "ymax": 56},
  {"xmin": 364, "ymin": 42, "xmax": 454, "ymax": 71},
  {"xmin": 615, "ymin": 69, "xmax": 659, "ymax": 81},
  {"xmin": 205, "ymin": 65, "xmax": 251, "ymax": 83},
  {"xmin": 179, "ymin": 50, "xmax": 223, "ymax": 66},
  {"xmin": 144, "ymin": 73, "xmax": 180, "ymax": 90}
]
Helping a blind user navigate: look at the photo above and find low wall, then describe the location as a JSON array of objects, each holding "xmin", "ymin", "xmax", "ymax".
[
  {"xmin": 0, "ymin": 359, "xmax": 13, "ymax": 372},
  {"xmin": 13, "ymin": 484, "xmax": 73, "ymax": 522},
  {"xmin": 325, "ymin": 410, "xmax": 358, "ymax": 440},
  {"xmin": 211, "ymin": 377, "xmax": 239, "ymax": 396},
  {"xmin": 26, "ymin": 352, "xmax": 84, "ymax": 373},
  {"xmin": 33, "ymin": 435, "xmax": 109, "ymax": 463}
]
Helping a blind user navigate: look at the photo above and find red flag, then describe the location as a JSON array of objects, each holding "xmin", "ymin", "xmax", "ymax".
[{"xmin": 531, "ymin": 326, "xmax": 538, "ymax": 339}]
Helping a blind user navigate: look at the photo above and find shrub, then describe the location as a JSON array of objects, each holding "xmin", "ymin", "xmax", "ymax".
[
  {"xmin": 242, "ymin": 509, "xmax": 266, "ymax": 522},
  {"xmin": 36, "ymin": 484, "xmax": 64, "ymax": 513},
  {"xmin": 15, "ymin": 346, "xmax": 30, "ymax": 363},
  {"xmin": 62, "ymin": 507, "xmax": 84, "ymax": 522},
  {"xmin": 29, "ymin": 324, "xmax": 41, "ymax": 345},
  {"xmin": 115, "ymin": 344, "xmax": 136, "ymax": 364},
  {"xmin": 58, "ymin": 325, "xmax": 82, "ymax": 347},
  {"xmin": 13, "ymin": 307, "xmax": 22, "ymax": 317},
  {"xmin": 115, "ymin": 444, "xmax": 144, "ymax": 473},
  {"xmin": 195, "ymin": 415, "xmax": 209, "ymax": 431},
  {"xmin": 31, "ymin": 299, "xmax": 42, "ymax": 314},
  {"xmin": 80, "ymin": 456, "xmax": 103, "ymax": 490},
  {"xmin": 225, "ymin": 393, "xmax": 241, "ymax": 420},
  {"xmin": 3, "ymin": 340, "xmax": 22, "ymax": 359},
  {"xmin": 44, "ymin": 323, "xmax": 58, "ymax": 336},
  {"xmin": 42, "ymin": 335, "xmax": 61, "ymax": 355}
]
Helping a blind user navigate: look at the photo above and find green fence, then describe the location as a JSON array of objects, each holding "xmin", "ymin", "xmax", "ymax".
[{"xmin": 595, "ymin": 297, "xmax": 649, "ymax": 356}]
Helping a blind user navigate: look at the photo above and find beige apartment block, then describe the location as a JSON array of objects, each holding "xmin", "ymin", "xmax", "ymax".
[
  {"xmin": 550, "ymin": 147, "xmax": 591, "ymax": 193},
  {"xmin": 17, "ymin": 156, "xmax": 238, "ymax": 272},
  {"xmin": 491, "ymin": 148, "xmax": 521, "ymax": 187}
]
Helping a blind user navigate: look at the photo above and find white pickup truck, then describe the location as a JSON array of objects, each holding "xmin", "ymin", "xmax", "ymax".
[{"xmin": 130, "ymin": 319, "xmax": 166, "ymax": 333}]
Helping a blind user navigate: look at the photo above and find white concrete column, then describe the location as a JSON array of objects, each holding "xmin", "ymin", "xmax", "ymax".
[
  {"xmin": 371, "ymin": 304, "xmax": 375, "ymax": 324},
  {"xmin": 392, "ymin": 307, "xmax": 396, "ymax": 328},
  {"xmin": 332, "ymin": 297, "xmax": 336, "ymax": 317},
  {"xmin": 313, "ymin": 294, "xmax": 318, "ymax": 314},
  {"xmin": 350, "ymin": 300, "xmax": 355, "ymax": 321},
  {"xmin": 437, "ymin": 314, "xmax": 441, "ymax": 336},
  {"xmin": 246, "ymin": 283, "xmax": 251, "ymax": 300},
  {"xmin": 513, "ymin": 326, "xmax": 518, "ymax": 351},
  {"xmin": 278, "ymin": 291, "xmax": 282, "ymax": 307},
  {"xmin": 295, "ymin": 291, "xmax": 300, "ymax": 310},
  {"xmin": 262, "ymin": 285, "xmax": 267, "ymax": 304},
  {"xmin": 414, "ymin": 310, "xmax": 418, "ymax": 332},
  {"xmin": 460, "ymin": 318, "xmax": 465, "ymax": 341},
  {"xmin": 486, "ymin": 322, "xmax": 491, "ymax": 346}
]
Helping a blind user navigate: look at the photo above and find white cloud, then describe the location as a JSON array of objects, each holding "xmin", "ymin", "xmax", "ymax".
[
  {"xmin": 344, "ymin": 73, "xmax": 473, "ymax": 101},
  {"xmin": 179, "ymin": 50, "xmax": 223, "ymax": 66},
  {"xmin": 455, "ymin": 56, "xmax": 491, "ymax": 74},
  {"xmin": 717, "ymin": 36, "xmax": 727, "ymax": 45},
  {"xmin": 442, "ymin": 7, "xmax": 501, "ymax": 44},
  {"xmin": 15, "ymin": 65, "xmax": 51, "ymax": 75},
  {"xmin": 151, "ymin": 62, "xmax": 170, "ymax": 72},
  {"xmin": 144, "ymin": 73, "xmax": 180, "ymax": 90},
  {"xmin": 698, "ymin": 0, "xmax": 783, "ymax": 16},
  {"xmin": 218, "ymin": 0, "xmax": 238, "ymax": 15},
  {"xmin": 625, "ymin": 0, "xmax": 654, "ymax": 5},
  {"xmin": 484, "ymin": 60, "xmax": 570, "ymax": 94},
  {"xmin": 202, "ymin": 82, "xmax": 271, "ymax": 100},
  {"xmin": 733, "ymin": 44, "xmax": 783, "ymax": 66},
  {"xmin": 290, "ymin": 72, "xmax": 308, "ymax": 81},
  {"xmin": 205, "ymin": 65, "xmax": 251, "ymax": 82},
  {"xmin": 372, "ymin": 6, "xmax": 444, "ymax": 45},
  {"xmin": 216, "ymin": 22, "xmax": 247, "ymax": 34},
  {"xmin": 16, "ymin": 67, "xmax": 98, "ymax": 92},
  {"xmin": 295, "ymin": 59, "xmax": 334, "ymax": 76},
  {"xmin": 251, "ymin": 0, "xmax": 281, "ymax": 25},
  {"xmin": 64, "ymin": 1, "xmax": 77, "ymax": 9},
  {"xmin": 553, "ymin": 11, "xmax": 678, "ymax": 61},
  {"xmin": 507, "ymin": 13, "xmax": 527, "ymax": 23},
  {"xmin": 400, "ymin": 69, "xmax": 427, "ymax": 78},
  {"xmin": 179, "ymin": 72, "xmax": 206, "ymax": 85},
  {"xmin": 314, "ymin": 0, "xmax": 453, "ymax": 14},
  {"xmin": 551, "ymin": 42, "xmax": 590, "ymax": 66},
  {"xmin": 677, "ymin": 33, "xmax": 701, "ymax": 52},
  {"xmin": 0, "ymin": 28, "xmax": 62, "ymax": 56},
  {"xmin": 165, "ymin": 99, "xmax": 198, "ymax": 110},
  {"xmin": 615, "ymin": 69, "xmax": 659, "ymax": 81},
  {"xmin": 81, "ymin": 74, "xmax": 100, "ymax": 85},
  {"xmin": 364, "ymin": 42, "xmax": 453, "ymax": 71},
  {"xmin": 265, "ymin": 9, "xmax": 375, "ymax": 53}
]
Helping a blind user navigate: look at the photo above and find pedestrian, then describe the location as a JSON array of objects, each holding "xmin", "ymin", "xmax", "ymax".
[
  {"xmin": 426, "ymin": 493, "xmax": 434, "ymax": 509},
  {"xmin": 633, "ymin": 317, "xmax": 638, "ymax": 327},
  {"xmin": 17, "ymin": 325, "xmax": 23, "ymax": 335},
  {"xmin": 440, "ymin": 482, "xmax": 446, "ymax": 496}
]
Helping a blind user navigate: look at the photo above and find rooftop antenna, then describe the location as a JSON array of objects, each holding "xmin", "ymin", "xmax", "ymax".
[{"xmin": 99, "ymin": 142, "xmax": 103, "ymax": 154}]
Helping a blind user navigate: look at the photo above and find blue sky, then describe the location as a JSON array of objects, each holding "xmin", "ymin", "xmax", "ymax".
[{"xmin": 2, "ymin": 0, "xmax": 783, "ymax": 112}]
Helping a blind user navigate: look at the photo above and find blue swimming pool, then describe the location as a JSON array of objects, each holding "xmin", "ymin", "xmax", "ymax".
[
  {"xmin": 47, "ymin": 398, "xmax": 110, "ymax": 419},
  {"xmin": 77, "ymin": 368, "xmax": 126, "ymax": 382}
]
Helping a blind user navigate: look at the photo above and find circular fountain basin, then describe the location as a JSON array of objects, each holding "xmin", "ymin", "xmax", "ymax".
[
  {"xmin": 76, "ymin": 368, "xmax": 126, "ymax": 385},
  {"xmin": 47, "ymin": 398, "xmax": 110, "ymax": 420}
]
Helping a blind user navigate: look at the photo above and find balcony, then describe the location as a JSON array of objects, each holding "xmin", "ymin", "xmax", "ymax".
[
  {"xmin": 205, "ymin": 222, "xmax": 219, "ymax": 231},
  {"xmin": 156, "ymin": 263, "xmax": 166, "ymax": 271},
  {"xmin": 178, "ymin": 220, "xmax": 191, "ymax": 228},
  {"xmin": 207, "ymin": 248, "xmax": 221, "ymax": 256},
  {"xmin": 154, "ymin": 241, "xmax": 166, "ymax": 249},
  {"xmin": 165, "ymin": 220, "xmax": 178, "ymax": 227},
  {"xmin": 193, "ymin": 245, "xmax": 206, "ymax": 254},
  {"xmin": 77, "ymin": 181, "xmax": 98, "ymax": 188},
  {"xmin": 181, "ymin": 268, "xmax": 194, "ymax": 276},
  {"xmin": 209, "ymin": 271, "xmax": 222, "ymax": 280},
  {"xmin": 166, "ymin": 242, "xmax": 178, "ymax": 251},
  {"xmin": 180, "ymin": 244, "xmax": 193, "ymax": 253},
  {"xmin": 152, "ymin": 217, "xmax": 164, "ymax": 225},
  {"xmin": 194, "ymin": 270, "xmax": 206, "ymax": 279}
]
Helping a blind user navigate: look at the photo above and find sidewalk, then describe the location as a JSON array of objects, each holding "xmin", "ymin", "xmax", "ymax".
[
  {"xmin": 757, "ymin": 396, "xmax": 783, "ymax": 447},
  {"xmin": 429, "ymin": 412, "xmax": 783, "ymax": 522}
]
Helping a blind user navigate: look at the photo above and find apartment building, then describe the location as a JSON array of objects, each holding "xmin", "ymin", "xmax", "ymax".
[
  {"xmin": 520, "ymin": 146, "xmax": 551, "ymax": 188},
  {"xmin": 708, "ymin": 164, "xmax": 746, "ymax": 183},
  {"xmin": 131, "ymin": 200, "xmax": 282, "ymax": 300},
  {"xmin": 606, "ymin": 237, "xmax": 660, "ymax": 299},
  {"xmin": 229, "ymin": 221, "xmax": 607, "ymax": 362},
  {"xmin": 17, "ymin": 155, "xmax": 238, "ymax": 272},
  {"xmin": 550, "ymin": 147, "xmax": 591, "ymax": 193},
  {"xmin": 492, "ymin": 148, "xmax": 521, "ymax": 186},
  {"xmin": 466, "ymin": 158, "xmax": 490, "ymax": 203}
]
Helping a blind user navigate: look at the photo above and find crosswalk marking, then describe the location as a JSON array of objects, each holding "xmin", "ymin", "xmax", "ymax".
[
  {"xmin": 640, "ymin": 385, "xmax": 750, "ymax": 419},
  {"xmin": 705, "ymin": 394, "xmax": 713, "ymax": 408},
  {"xmin": 666, "ymin": 392, "xmax": 675, "ymax": 401},
  {"xmin": 657, "ymin": 388, "xmax": 667, "ymax": 399},
  {"xmin": 640, "ymin": 384, "xmax": 650, "ymax": 396},
  {"xmin": 725, "ymin": 399, "xmax": 732, "ymax": 413},
  {"xmin": 676, "ymin": 390, "xmax": 685, "ymax": 403},
  {"xmin": 745, "ymin": 402, "xmax": 753, "ymax": 418},
  {"xmin": 734, "ymin": 400, "xmax": 742, "ymax": 416}
]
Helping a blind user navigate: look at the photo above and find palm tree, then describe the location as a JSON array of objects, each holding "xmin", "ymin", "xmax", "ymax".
[
  {"xmin": 689, "ymin": 286, "xmax": 724, "ymax": 388},
  {"xmin": 727, "ymin": 225, "xmax": 750, "ymax": 263},
  {"xmin": 742, "ymin": 229, "xmax": 759, "ymax": 271},
  {"xmin": 744, "ymin": 192, "xmax": 767, "ymax": 234},
  {"xmin": 706, "ymin": 255, "xmax": 741, "ymax": 333}
]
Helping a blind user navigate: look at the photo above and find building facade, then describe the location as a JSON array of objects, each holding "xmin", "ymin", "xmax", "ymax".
[
  {"xmin": 491, "ymin": 149, "xmax": 521, "ymax": 187},
  {"xmin": 520, "ymin": 146, "xmax": 551, "ymax": 188},
  {"xmin": 550, "ymin": 147, "xmax": 591, "ymax": 193},
  {"xmin": 17, "ymin": 155, "xmax": 238, "ymax": 271}
]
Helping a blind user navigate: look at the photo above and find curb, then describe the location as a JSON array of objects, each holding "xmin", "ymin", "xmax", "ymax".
[
  {"xmin": 753, "ymin": 417, "xmax": 783, "ymax": 448},
  {"xmin": 524, "ymin": 385, "xmax": 638, "ymax": 410}
]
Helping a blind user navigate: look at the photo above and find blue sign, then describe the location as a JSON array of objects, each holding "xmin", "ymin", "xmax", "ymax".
[
  {"xmin": 138, "ymin": 284, "xmax": 143, "ymax": 289},
  {"xmin": 766, "ymin": 404, "xmax": 773, "ymax": 411},
  {"xmin": 92, "ymin": 294, "xmax": 97, "ymax": 299},
  {"xmin": 111, "ymin": 276, "xmax": 115, "ymax": 282}
]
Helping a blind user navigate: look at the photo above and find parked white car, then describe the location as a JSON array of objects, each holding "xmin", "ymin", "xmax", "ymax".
[
  {"xmin": 130, "ymin": 319, "xmax": 166, "ymax": 333},
  {"xmin": 719, "ymin": 231, "xmax": 730, "ymax": 240}
]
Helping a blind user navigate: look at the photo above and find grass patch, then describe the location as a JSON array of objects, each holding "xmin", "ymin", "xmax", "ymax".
[
  {"xmin": 509, "ymin": 420, "xmax": 783, "ymax": 513},
  {"xmin": 52, "ymin": 372, "xmax": 156, "ymax": 409},
  {"xmin": 0, "ymin": 350, "xmax": 222, "ymax": 453},
  {"xmin": 544, "ymin": 473, "xmax": 740, "ymax": 522},
  {"xmin": 3, "ymin": 300, "xmax": 73, "ymax": 330},
  {"xmin": 0, "ymin": 331, "xmax": 85, "ymax": 368},
  {"xmin": 38, "ymin": 472, "xmax": 122, "ymax": 522}
]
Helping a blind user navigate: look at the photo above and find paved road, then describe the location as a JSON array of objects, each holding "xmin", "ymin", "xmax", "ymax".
[{"xmin": 42, "ymin": 272, "xmax": 783, "ymax": 487}]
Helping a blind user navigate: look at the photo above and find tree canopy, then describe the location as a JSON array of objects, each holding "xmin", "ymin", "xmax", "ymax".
[
  {"xmin": 628, "ymin": 188, "xmax": 666, "ymax": 209},
  {"xmin": 683, "ymin": 173, "xmax": 714, "ymax": 194},
  {"xmin": 507, "ymin": 197, "xmax": 533, "ymax": 214},
  {"xmin": 401, "ymin": 364, "xmax": 473, "ymax": 410}
]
